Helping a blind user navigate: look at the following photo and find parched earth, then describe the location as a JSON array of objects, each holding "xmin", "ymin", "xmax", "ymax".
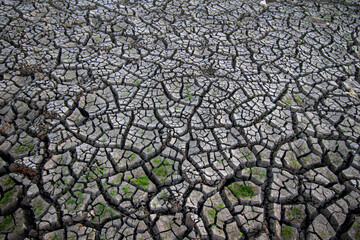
[{"xmin": 1, "ymin": 0, "xmax": 360, "ymax": 239}]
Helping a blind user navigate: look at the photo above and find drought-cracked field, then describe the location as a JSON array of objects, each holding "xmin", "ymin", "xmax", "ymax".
[{"xmin": 1, "ymin": 0, "xmax": 360, "ymax": 239}]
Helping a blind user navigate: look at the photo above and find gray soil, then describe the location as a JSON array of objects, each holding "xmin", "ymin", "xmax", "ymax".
[{"xmin": 1, "ymin": 0, "xmax": 360, "ymax": 239}]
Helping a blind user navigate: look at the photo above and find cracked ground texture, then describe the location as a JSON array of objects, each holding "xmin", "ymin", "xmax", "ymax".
[{"xmin": 1, "ymin": 0, "xmax": 360, "ymax": 239}]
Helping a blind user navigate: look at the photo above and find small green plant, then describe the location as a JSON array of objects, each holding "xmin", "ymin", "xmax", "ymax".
[
  {"xmin": 131, "ymin": 176, "xmax": 150, "ymax": 189},
  {"xmin": 109, "ymin": 188, "xmax": 117, "ymax": 196},
  {"xmin": 108, "ymin": 208, "xmax": 115, "ymax": 217},
  {"xmin": 75, "ymin": 191, "xmax": 82, "ymax": 197},
  {"xmin": 121, "ymin": 186, "xmax": 132, "ymax": 196},
  {"xmin": 95, "ymin": 203, "xmax": 115, "ymax": 221},
  {"xmin": 66, "ymin": 198, "xmax": 76, "ymax": 205},
  {"xmin": 153, "ymin": 158, "xmax": 162, "ymax": 164},
  {"xmin": 303, "ymin": 156, "xmax": 310, "ymax": 164},
  {"xmin": 34, "ymin": 201, "xmax": 43, "ymax": 216},
  {"xmin": 13, "ymin": 143, "xmax": 35, "ymax": 154},
  {"xmin": 5, "ymin": 177, "xmax": 15, "ymax": 186},
  {"xmin": 96, "ymin": 203, "xmax": 106, "ymax": 214},
  {"xmin": 287, "ymin": 158, "xmax": 301, "ymax": 167},
  {"xmin": 215, "ymin": 202, "xmax": 225, "ymax": 209},
  {"xmin": 353, "ymin": 222, "xmax": 360, "ymax": 239},
  {"xmin": 85, "ymin": 171, "xmax": 95, "ymax": 180},
  {"xmin": 95, "ymin": 166, "xmax": 106, "ymax": 176},
  {"xmin": 153, "ymin": 166, "xmax": 168, "ymax": 177},
  {"xmin": 288, "ymin": 206, "xmax": 302, "ymax": 220},
  {"xmin": 117, "ymin": 175, "xmax": 122, "ymax": 182},
  {"xmin": 299, "ymin": 146, "xmax": 307, "ymax": 151},
  {"xmin": 51, "ymin": 233, "xmax": 63, "ymax": 240},
  {"xmin": 343, "ymin": 33, "xmax": 351, "ymax": 41},
  {"xmin": 153, "ymin": 158, "xmax": 173, "ymax": 181},
  {"xmin": 281, "ymin": 225, "xmax": 294, "ymax": 239},
  {"xmin": 245, "ymin": 166, "xmax": 252, "ymax": 174},
  {"xmin": 71, "ymin": 191, "xmax": 83, "ymax": 204},
  {"xmin": 207, "ymin": 208, "xmax": 217, "ymax": 220},
  {"xmin": 0, "ymin": 216, "xmax": 12, "ymax": 230},
  {"xmin": 229, "ymin": 183, "xmax": 255, "ymax": 198},
  {"xmin": 320, "ymin": 232, "xmax": 327, "ymax": 238},
  {"xmin": 159, "ymin": 192, "xmax": 167, "ymax": 199},
  {"xmin": 283, "ymin": 99, "xmax": 293, "ymax": 105},
  {"xmin": 294, "ymin": 94, "xmax": 301, "ymax": 103},
  {"xmin": 167, "ymin": 221, "xmax": 174, "ymax": 229},
  {"xmin": 0, "ymin": 189, "xmax": 16, "ymax": 205},
  {"xmin": 252, "ymin": 168, "xmax": 266, "ymax": 178},
  {"xmin": 55, "ymin": 180, "xmax": 65, "ymax": 188},
  {"xmin": 241, "ymin": 151, "xmax": 253, "ymax": 159},
  {"xmin": 99, "ymin": 234, "xmax": 106, "ymax": 240}
]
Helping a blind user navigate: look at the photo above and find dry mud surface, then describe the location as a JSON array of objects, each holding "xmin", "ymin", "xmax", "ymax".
[{"xmin": 1, "ymin": 0, "xmax": 360, "ymax": 239}]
